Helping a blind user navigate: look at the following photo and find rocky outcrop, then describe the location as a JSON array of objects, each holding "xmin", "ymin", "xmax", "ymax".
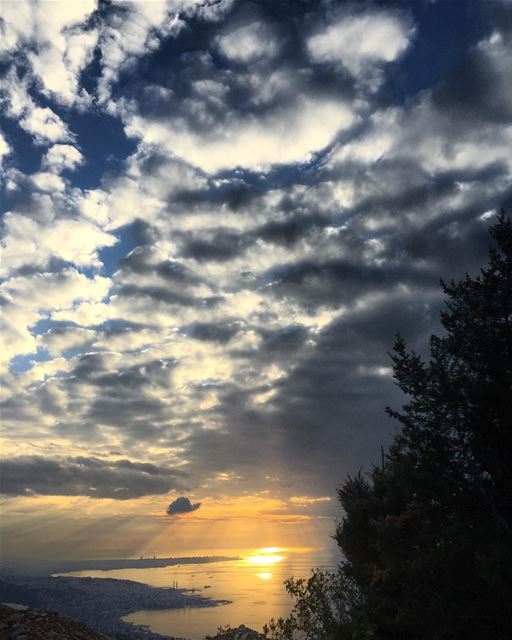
[
  {"xmin": 0, "ymin": 604, "xmax": 109, "ymax": 639},
  {"xmin": 206, "ymin": 625, "xmax": 267, "ymax": 640}
]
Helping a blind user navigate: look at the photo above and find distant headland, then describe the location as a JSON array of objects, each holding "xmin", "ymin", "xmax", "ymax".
[
  {"xmin": 53, "ymin": 555, "xmax": 240, "ymax": 574},
  {"xmin": 1, "ymin": 555, "xmax": 240, "ymax": 577}
]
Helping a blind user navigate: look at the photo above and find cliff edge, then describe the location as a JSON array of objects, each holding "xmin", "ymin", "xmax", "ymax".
[{"xmin": 0, "ymin": 604, "xmax": 109, "ymax": 639}]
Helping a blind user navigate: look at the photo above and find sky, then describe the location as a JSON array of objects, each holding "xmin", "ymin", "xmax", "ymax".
[{"xmin": 1, "ymin": 0, "xmax": 511, "ymax": 562}]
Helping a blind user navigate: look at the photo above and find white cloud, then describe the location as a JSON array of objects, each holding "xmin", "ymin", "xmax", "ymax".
[
  {"xmin": 327, "ymin": 108, "xmax": 399, "ymax": 166},
  {"xmin": 0, "ymin": 131, "xmax": 11, "ymax": 156},
  {"xmin": 38, "ymin": 327, "xmax": 97, "ymax": 357},
  {"xmin": 327, "ymin": 46, "xmax": 512, "ymax": 180},
  {"xmin": 0, "ymin": 71, "xmax": 72, "ymax": 144},
  {"xmin": 1, "ymin": 269, "xmax": 111, "ymax": 365},
  {"xmin": 97, "ymin": 0, "xmax": 184, "ymax": 104},
  {"xmin": 51, "ymin": 300, "xmax": 113, "ymax": 327},
  {"xmin": 125, "ymin": 96, "xmax": 355, "ymax": 173},
  {"xmin": 95, "ymin": 0, "xmax": 237, "ymax": 106},
  {"xmin": 216, "ymin": 21, "xmax": 279, "ymax": 62},
  {"xmin": 31, "ymin": 172, "xmax": 66, "ymax": 192},
  {"xmin": 78, "ymin": 189, "xmax": 111, "ymax": 226},
  {"xmin": 1, "ymin": 0, "xmax": 510, "ymax": 512},
  {"xmin": 43, "ymin": 144, "xmax": 83, "ymax": 172},
  {"xmin": 3, "ymin": 269, "xmax": 110, "ymax": 312},
  {"xmin": 20, "ymin": 106, "xmax": 72, "ymax": 144},
  {"xmin": 0, "ymin": 0, "xmax": 234, "ymax": 111},
  {"xmin": 0, "ymin": 213, "xmax": 117, "ymax": 277},
  {"xmin": 76, "ymin": 150, "xmax": 206, "ymax": 229},
  {"xmin": 0, "ymin": 0, "xmax": 98, "ymax": 106},
  {"xmin": 307, "ymin": 12, "xmax": 414, "ymax": 74},
  {"xmin": 27, "ymin": 27, "xmax": 99, "ymax": 106},
  {"xmin": 0, "ymin": 302, "xmax": 38, "ymax": 367},
  {"xmin": 0, "ymin": 0, "xmax": 33, "ymax": 54},
  {"xmin": 99, "ymin": 176, "xmax": 164, "ymax": 229},
  {"xmin": 0, "ymin": 131, "xmax": 12, "ymax": 169}
]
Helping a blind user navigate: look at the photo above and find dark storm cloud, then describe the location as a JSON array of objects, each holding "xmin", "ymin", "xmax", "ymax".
[
  {"xmin": 261, "ymin": 257, "xmax": 436, "ymax": 309},
  {"xmin": 164, "ymin": 288, "xmax": 447, "ymax": 493},
  {"xmin": 170, "ymin": 188, "xmax": 334, "ymax": 259},
  {"xmin": 156, "ymin": 260, "xmax": 205, "ymax": 284},
  {"xmin": 175, "ymin": 397, "xmax": 279, "ymax": 479},
  {"xmin": 115, "ymin": 283, "xmax": 223, "ymax": 308},
  {"xmin": 0, "ymin": 394, "xmax": 38, "ymax": 424},
  {"xmin": 87, "ymin": 396, "xmax": 166, "ymax": 432},
  {"xmin": 229, "ymin": 323, "xmax": 311, "ymax": 367},
  {"xmin": 166, "ymin": 496, "xmax": 201, "ymax": 515},
  {"xmin": 119, "ymin": 246, "xmax": 210, "ymax": 287},
  {"xmin": 183, "ymin": 321, "xmax": 241, "ymax": 344},
  {"xmin": 180, "ymin": 228, "xmax": 251, "ymax": 262},
  {"xmin": 0, "ymin": 456, "xmax": 185, "ymax": 499},
  {"xmin": 337, "ymin": 161, "xmax": 506, "ymax": 219},
  {"xmin": 255, "ymin": 213, "xmax": 331, "ymax": 247},
  {"xmin": 173, "ymin": 178, "xmax": 260, "ymax": 212},
  {"xmin": 258, "ymin": 324, "xmax": 310, "ymax": 354},
  {"xmin": 48, "ymin": 354, "xmax": 177, "ymax": 437},
  {"xmin": 67, "ymin": 352, "xmax": 105, "ymax": 379},
  {"xmin": 92, "ymin": 359, "xmax": 177, "ymax": 389},
  {"xmin": 247, "ymin": 294, "xmax": 444, "ymax": 485},
  {"xmin": 381, "ymin": 209, "xmax": 495, "ymax": 280}
]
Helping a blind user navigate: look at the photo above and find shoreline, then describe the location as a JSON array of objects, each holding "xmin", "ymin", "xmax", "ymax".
[
  {"xmin": 1, "ymin": 573, "xmax": 230, "ymax": 640},
  {"xmin": 2, "ymin": 555, "xmax": 240, "ymax": 577},
  {"xmin": 54, "ymin": 556, "xmax": 240, "ymax": 574}
]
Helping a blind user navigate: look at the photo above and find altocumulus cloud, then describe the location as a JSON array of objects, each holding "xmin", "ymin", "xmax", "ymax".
[
  {"xmin": 0, "ymin": 0, "xmax": 511, "ymax": 511},
  {"xmin": 166, "ymin": 497, "xmax": 202, "ymax": 516},
  {"xmin": 0, "ymin": 456, "xmax": 186, "ymax": 500}
]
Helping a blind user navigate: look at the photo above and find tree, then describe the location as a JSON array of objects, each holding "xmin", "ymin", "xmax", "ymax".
[{"xmin": 265, "ymin": 211, "xmax": 512, "ymax": 640}]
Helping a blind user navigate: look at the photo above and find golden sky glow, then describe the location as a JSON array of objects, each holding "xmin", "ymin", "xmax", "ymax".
[
  {"xmin": 0, "ymin": 491, "xmax": 335, "ymax": 561},
  {"xmin": 246, "ymin": 551, "xmax": 286, "ymax": 566}
]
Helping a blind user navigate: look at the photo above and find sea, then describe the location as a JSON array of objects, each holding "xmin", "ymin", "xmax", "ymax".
[{"xmin": 61, "ymin": 548, "xmax": 338, "ymax": 639}]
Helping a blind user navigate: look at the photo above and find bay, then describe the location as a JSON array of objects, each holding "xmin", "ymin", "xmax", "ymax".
[{"xmin": 62, "ymin": 547, "xmax": 338, "ymax": 639}]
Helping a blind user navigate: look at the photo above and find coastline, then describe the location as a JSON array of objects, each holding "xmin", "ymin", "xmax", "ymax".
[
  {"xmin": 53, "ymin": 556, "xmax": 240, "ymax": 574},
  {"xmin": 0, "ymin": 573, "xmax": 230, "ymax": 640},
  {"xmin": 2, "ymin": 555, "xmax": 239, "ymax": 577}
]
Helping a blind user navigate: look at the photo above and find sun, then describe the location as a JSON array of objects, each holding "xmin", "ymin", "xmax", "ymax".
[{"xmin": 245, "ymin": 547, "xmax": 286, "ymax": 566}]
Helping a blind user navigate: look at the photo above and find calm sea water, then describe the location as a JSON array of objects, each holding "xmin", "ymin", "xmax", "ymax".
[{"xmin": 62, "ymin": 548, "xmax": 338, "ymax": 639}]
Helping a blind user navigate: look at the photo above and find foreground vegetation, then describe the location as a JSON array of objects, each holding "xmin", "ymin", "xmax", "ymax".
[{"xmin": 265, "ymin": 212, "xmax": 512, "ymax": 640}]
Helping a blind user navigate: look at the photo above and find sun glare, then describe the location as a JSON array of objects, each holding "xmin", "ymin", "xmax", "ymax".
[{"xmin": 245, "ymin": 547, "xmax": 286, "ymax": 566}]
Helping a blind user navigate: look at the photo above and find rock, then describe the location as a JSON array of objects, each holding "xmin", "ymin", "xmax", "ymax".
[
  {"xmin": 0, "ymin": 604, "xmax": 109, "ymax": 639},
  {"xmin": 207, "ymin": 624, "xmax": 267, "ymax": 640}
]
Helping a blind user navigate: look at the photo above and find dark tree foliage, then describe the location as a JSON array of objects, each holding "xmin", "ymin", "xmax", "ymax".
[{"xmin": 265, "ymin": 211, "xmax": 512, "ymax": 640}]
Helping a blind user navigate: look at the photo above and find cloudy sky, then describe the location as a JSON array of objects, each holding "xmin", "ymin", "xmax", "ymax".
[{"xmin": 1, "ymin": 0, "xmax": 511, "ymax": 561}]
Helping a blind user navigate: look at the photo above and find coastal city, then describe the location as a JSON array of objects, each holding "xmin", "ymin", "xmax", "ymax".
[{"xmin": 0, "ymin": 566, "xmax": 230, "ymax": 639}]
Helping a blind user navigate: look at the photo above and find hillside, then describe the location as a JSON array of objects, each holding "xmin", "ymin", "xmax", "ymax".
[
  {"xmin": 0, "ymin": 605, "xmax": 266, "ymax": 640},
  {"xmin": 0, "ymin": 604, "xmax": 108, "ymax": 639}
]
